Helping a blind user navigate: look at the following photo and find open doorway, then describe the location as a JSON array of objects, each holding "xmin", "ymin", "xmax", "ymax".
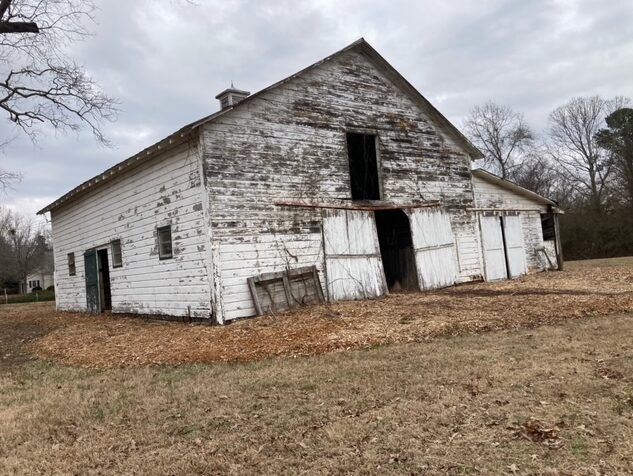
[
  {"xmin": 97, "ymin": 248, "xmax": 112, "ymax": 312},
  {"xmin": 375, "ymin": 209, "xmax": 418, "ymax": 291}
]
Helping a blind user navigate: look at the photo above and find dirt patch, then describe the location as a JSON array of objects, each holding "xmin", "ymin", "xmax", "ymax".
[
  {"xmin": 0, "ymin": 302, "xmax": 60, "ymax": 369},
  {"xmin": 3, "ymin": 261, "xmax": 627, "ymax": 368}
]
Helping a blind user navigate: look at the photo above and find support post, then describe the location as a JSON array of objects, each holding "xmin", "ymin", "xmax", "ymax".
[{"xmin": 552, "ymin": 210, "xmax": 564, "ymax": 271}]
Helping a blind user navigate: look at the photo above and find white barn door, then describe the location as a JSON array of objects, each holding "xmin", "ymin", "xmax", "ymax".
[
  {"xmin": 502, "ymin": 215, "xmax": 527, "ymax": 278},
  {"xmin": 322, "ymin": 209, "xmax": 387, "ymax": 301},
  {"xmin": 408, "ymin": 208, "xmax": 457, "ymax": 290},
  {"xmin": 480, "ymin": 215, "xmax": 507, "ymax": 281}
]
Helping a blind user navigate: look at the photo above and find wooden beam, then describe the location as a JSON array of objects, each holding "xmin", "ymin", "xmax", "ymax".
[
  {"xmin": 275, "ymin": 200, "xmax": 441, "ymax": 211},
  {"xmin": 246, "ymin": 277, "xmax": 263, "ymax": 316},
  {"xmin": 468, "ymin": 207, "xmax": 545, "ymax": 212},
  {"xmin": 552, "ymin": 211, "xmax": 564, "ymax": 271},
  {"xmin": 0, "ymin": 21, "xmax": 39, "ymax": 34}
]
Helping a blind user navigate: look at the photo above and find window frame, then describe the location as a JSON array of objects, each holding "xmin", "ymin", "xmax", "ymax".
[
  {"xmin": 111, "ymin": 239, "xmax": 123, "ymax": 268},
  {"xmin": 344, "ymin": 131, "xmax": 382, "ymax": 201},
  {"xmin": 540, "ymin": 214, "xmax": 556, "ymax": 241},
  {"xmin": 157, "ymin": 225, "xmax": 173, "ymax": 260},
  {"xmin": 68, "ymin": 252, "xmax": 76, "ymax": 276}
]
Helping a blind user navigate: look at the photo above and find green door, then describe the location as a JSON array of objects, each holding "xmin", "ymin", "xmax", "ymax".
[{"xmin": 84, "ymin": 249, "xmax": 100, "ymax": 313}]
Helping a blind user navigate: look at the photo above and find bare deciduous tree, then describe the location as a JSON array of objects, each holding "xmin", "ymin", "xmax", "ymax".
[
  {"xmin": 0, "ymin": 205, "xmax": 48, "ymax": 287},
  {"xmin": 547, "ymin": 96, "xmax": 627, "ymax": 215},
  {"xmin": 463, "ymin": 101, "xmax": 534, "ymax": 179},
  {"xmin": 0, "ymin": 0, "xmax": 118, "ymax": 145}
]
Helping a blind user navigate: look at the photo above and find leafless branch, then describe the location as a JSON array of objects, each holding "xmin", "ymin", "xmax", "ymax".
[
  {"xmin": 547, "ymin": 96, "xmax": 624, "ymax": 214},
  {"xmin": 463, "ymin": 101, "xmax": 534, "ymax": 179},
  {"xmin": 0, "ymin": 167, "xmax": 21, "ymax": 192},
  {"xmin": 0, "ymin": 0, "xmax": 118, "ymax": 146}
]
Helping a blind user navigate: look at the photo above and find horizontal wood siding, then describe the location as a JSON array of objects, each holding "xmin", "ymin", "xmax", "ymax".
[
  {"xmin": 50, "ymin": 141, "xmax": 212, "ymax": 317},
  {"xmin": 472, "ymin": 174, "xmax": 555, "ymax": 271},
  {"xmin": 215, "ymin": 234, "xmax": 324, "ymax": 320},
  {"xmin": 203, "ymin": 50, "xmax": 482, "ymax": 321}
]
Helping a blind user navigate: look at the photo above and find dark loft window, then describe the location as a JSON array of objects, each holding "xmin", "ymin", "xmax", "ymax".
[
  {"xmin": 68, "ymin": 252, "xmax": 76, "ymax": 276},
  {"xmin": 346, "ymin": 132, "xmax": 380, "ymax": 200},
  {"xmin": 541, "ymin": 214, "xmax": 555, "ymax": 241},
  {"xmin": 157, "ymin": 225, "xmax": 173, "ymax": 260},
  {"xmin": 111, "ymin": 239, "xmax": 123, "ymax": 268}
]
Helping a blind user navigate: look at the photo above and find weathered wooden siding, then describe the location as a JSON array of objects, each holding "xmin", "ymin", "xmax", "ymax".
[
  {"xmin": 202, "ymin": 50, "xmax": 482, "ymax": 321},
  {"xmin": 479, "ymin": 215, "xmax": 508, "ymax": 281},
  {"xmin": 323, "ymin": 209, "xmax": 387, "ymax": 301},
  {"xmin": 408, "ymin": 208, "xmax": 458, "ymax": 290},
  {"xmin": 50, "ymin": 141, "xmax": 212, "ymax": 317},
  {"xmin": 471, "ymin": 174, "xmax": 556, "ymax": 271}
]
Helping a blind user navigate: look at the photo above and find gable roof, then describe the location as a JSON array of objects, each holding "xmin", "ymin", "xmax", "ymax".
[
  {"xmin": 471, "ymin": 168, "xmax": 558, "ymax": 207},
  {"xmin": 38, "ymin": 38, "xmax": 482, "ymax": 215}
]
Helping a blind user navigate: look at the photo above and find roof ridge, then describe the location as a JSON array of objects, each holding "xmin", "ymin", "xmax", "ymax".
[{"xmin": 39, "ymin": 37, "xmax": 482, "ymax": 214}]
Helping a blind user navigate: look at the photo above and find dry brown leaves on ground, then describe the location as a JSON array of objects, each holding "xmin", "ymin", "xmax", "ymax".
[
  {"xmin": 5, "ymin": 262, "xmax": 633, "ymax": 368},
  {"xmin": 514, "ymin": 418, "xmax": 563, "ymax": 449}
]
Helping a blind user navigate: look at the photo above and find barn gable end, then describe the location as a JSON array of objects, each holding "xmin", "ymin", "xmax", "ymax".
[{"xmin": 201, "ymin": 47, "xmax": 483, "ymax": 321}]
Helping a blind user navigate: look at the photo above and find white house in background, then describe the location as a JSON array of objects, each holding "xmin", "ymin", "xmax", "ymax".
[
  {"xmin": 21, "ymin": 249, "xmax": 55, "ymax": 293},
  {"xmin": 37, "ymin": 39, "xmax": 563, "ymax": 323}
]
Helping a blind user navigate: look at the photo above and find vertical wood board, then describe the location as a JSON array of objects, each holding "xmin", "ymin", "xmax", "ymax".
[
  {"xmin": 322, "ymin": 209, "xmax": 387, "ymax": 301},
  {"xmin": 479, "ymin": 215, "xmax": 507, "ymax": 281},
  {"xmin": 502, "ymin": 215, "xmax": 528, "ymax": 278},
  {"xmin": 408, "ymin": 208, "xmax": 457, "ymax": 290}
]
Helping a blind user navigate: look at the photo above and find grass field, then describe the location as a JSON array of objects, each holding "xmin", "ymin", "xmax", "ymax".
[{"xmin": 1, "ymin": 257, "xmax": 633, "ymax": 474}]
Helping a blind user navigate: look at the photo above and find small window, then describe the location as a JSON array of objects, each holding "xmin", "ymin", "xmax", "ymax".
[
  {"xmin": 541, "ymin": 214, "xmax": 555, "ymax": 241},
  {"xmin": 29, "ymin": 280, "xmax": 32, "ymax": 288},
  {"xmin": 346, "ymin": 132, "xmax": 381, "ymax": 200},
  {"xmin": 157, "ymin": 225, "xmax": 173, "ymax": 260},
  {"xmin": 111, "ymin": 239, "xmax": 122, "ymax": 268},
  {"xmin": 36, "ymin": 280, "xmax": 40, "ymax": 287},
  {"xmin": 68, "ymin": 253, "xmax": 76, "ymax": 275}
]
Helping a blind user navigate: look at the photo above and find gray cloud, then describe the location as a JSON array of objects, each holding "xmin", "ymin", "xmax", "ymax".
[{"xmin": 2, "ymin": 0, "xmax": 633, "ymax": 217}]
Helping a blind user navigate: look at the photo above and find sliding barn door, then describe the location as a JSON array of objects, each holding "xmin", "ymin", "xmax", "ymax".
[
  {"xmin": 408, "ymin": 208, "xmax": 457, "ymax": 290},
  {"xmin": 322, "ymin": 209, "xmax": 387, "ymax": 301},
  {"xmin": 84, "ymin": 249, "xmax": 100, "ymax": 313},
  {"xmin": 502, "ymin": 215, "xmax": 527, "ymax": 278},
  {"xmin": 479, "ymin": 215, "xmax": 507, "ymax": 281}
]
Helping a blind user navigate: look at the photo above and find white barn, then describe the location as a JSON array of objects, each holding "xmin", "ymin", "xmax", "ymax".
[{"xmin": 38, "ymin": 39, "xmax": 562, "ymax": 323}]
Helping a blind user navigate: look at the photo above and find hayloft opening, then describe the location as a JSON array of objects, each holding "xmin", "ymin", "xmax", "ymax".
[
  {"xmin": 375, "ymin": 209, "xmax": 418, "ymax": 291},
  {"xmin": 346, "ymin": 133, "xmax": 380, "ymax": 200}
]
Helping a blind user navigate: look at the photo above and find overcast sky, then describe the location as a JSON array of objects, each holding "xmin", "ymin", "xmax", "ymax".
[{"xmin": 2, "ymin": 0, "xmax": 633, "ymax": 218}]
